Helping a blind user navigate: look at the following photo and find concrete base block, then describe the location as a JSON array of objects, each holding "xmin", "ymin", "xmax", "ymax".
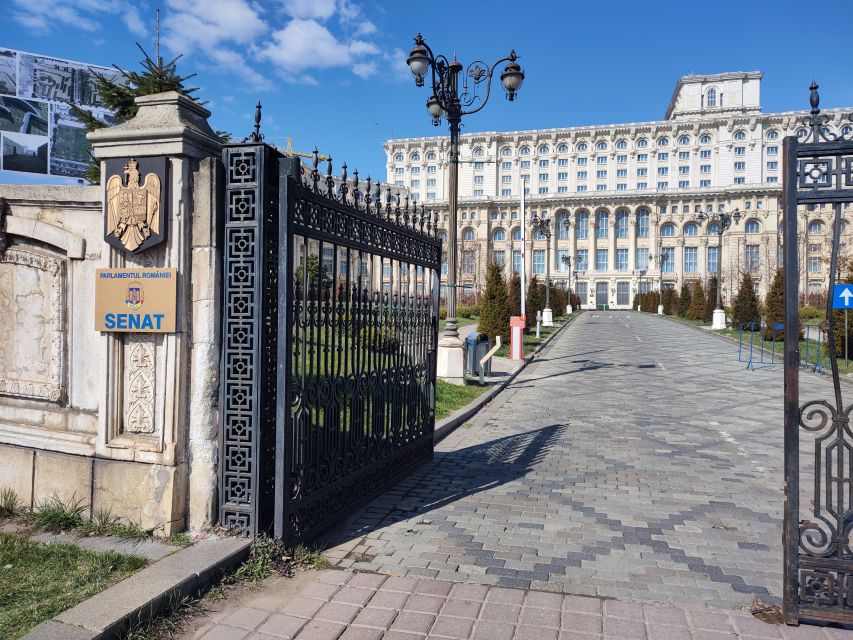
[
  {"xmin": 542, "ymin": 308, "xmax": 554, "ymax": 327},
  {"xmin": 0, "ymin": 444, "xmax": 34, "ymax": 508},
  {"xmin": 657, "ymin": 304, "xmax": 664, "ymax": 316},
  {"xmin": 33, "ymin": 450, "xmax": 93, "ymax": 514},
  {"xmin": 437, "ymin": 337, "xmax": 465, "ymax": 385},
  {"xmin": 712, "ymin": 308, "xmax": 727, "ymax": 329}
]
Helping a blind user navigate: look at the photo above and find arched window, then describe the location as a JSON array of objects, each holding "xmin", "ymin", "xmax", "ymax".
[
  {"xmin": 615, "ymin": 210, "xmax": 629, "ymax": 238},
  {"xmin": 733, "ymin": 130, "xmax": 747, "ymax": 141},
  {"xmin": 657, "ymin": 136, "xmax": 669, "ymax": 147},
  {"xmin": 808, "ymin": 221, "xmax": 824, "ymax": 235},
  {"xmin": 412, "ymin": 152, "xmax": 422, "ymax": 163},
  {"xmin": 595, "ymin": 140, "xmax": 608, "ymax": 151},
  {"xmin": 683, "ymin": 222, "xmax": 698, "ymax": 237},
  {"xmin": 519, "ymin": 145, "xmax": 530, "ymax": 155},
  {"xmin": 532, "ymin": 226, "xmax": 546, "ymax": 240},
  {"xmin": 538, "ymin": 144, "xmax": 550, "ymax": 154},
  {"xmin": 636, "ymin": 138, "xmax": 648, "ymax": 149},
  {"xmin": 492, "ymin": 228, "xmax": 506, "ymax": 242},
  {"xmin": 745, "ymin": 219, "xmax": 760, "ymax": 234},
  {"xmin": 661, "ymin": 223, "xmax": 676, "ymax": 237},
  {"xmin": 616, "ymin": 139, "xmax": 628, "ymax": 149},
  {"xmin": 635, "ymin": 208, "xmax": 649, "ymax": 237},
  {"xmin": 473, "ymin": 147, "xmax": 484, "ymax": 157},
  {"xmin": 706, "ymin": 88, "xmax": 717, "ymax": 108},
  {"xmin": 555, "ymin": 211, "xmax": 569, "ymax": 239},
  {"xmin": 576, "ymin": 212, "xmax": 589, "ymax": 239},
  {"xmin": 766, "ymin": 130, "xmax": 779, "ymax": 140},
  {"xmin": 426, "ymin": 151, "xmax": 436, "ymax": 160},
  {"xmin": 797, "ymin": 128, "xmax": 809, "ymax": 139},
  {"xmin": 511, "ymin": 227, "xmax": 522, "ymax": 241},
  {"xmin": 708, "ymin": 222, "xmax": 720, "ymax": 236},
  {"xmin": 576, "ymin": 142, "xmax": 588, "ymax": 152},
  {"xmin": 501, "ymin": 146, "xmax": 513, "ymax": 156},
  {"xmin": 394, "ymin": 153, "xmax": 404, "ymax": 162},
  {"xmin": 699, "ymin": 133, "xmax": 712, "ymax": 144},
  {"xmin": 463, "ymin": 228, "xmax": 475, "ymax": 241},
  {"xmin": 557, "ymin": 143, "xmax": 568, "ymax": 153},
  {"xmin": 678, "ymin": 135, "xmax": 691, "ymax": 146}
]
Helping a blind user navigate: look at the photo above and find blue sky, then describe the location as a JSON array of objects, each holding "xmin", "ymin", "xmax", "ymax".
[{"xmin": 3, "ymin": 0, "xmax": 853, "ymax": 183}]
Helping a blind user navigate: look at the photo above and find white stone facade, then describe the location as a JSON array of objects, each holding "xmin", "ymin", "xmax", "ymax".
[{"xmin": 385, "ymin": 72, "xmax": 853, "ymax": 308}]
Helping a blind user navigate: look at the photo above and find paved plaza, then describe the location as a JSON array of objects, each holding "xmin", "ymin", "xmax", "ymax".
[{"xmin": 323, "ymin": 312, "xmax": 831, "ymax": 610}]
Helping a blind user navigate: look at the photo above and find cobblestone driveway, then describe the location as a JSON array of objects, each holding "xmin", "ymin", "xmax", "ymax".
[{"xmin": 323, "ymin": 312, "xmax": 831, "ymax": 610}]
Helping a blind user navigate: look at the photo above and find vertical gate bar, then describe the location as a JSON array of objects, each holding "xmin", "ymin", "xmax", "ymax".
[
  {"xmin": 275, "ymin": 156, "xmax": 301, "ymax": 541},
  {"xmin": 782, "ymin": 133, "xmax": 801, "ymax": 625}
]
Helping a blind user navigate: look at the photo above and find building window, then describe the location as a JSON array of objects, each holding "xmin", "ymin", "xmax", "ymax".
[
  {"xmin": 734, "ymin": 161, "xmax": 746, "ymax": 171},
  {"xmin": 700, "ymin": 164, "xmax": 711, "ymax": 174},
  {"xmin": 679, "ymin": 165, "xmax": 690, "ymax": 174},
  {"xmin": 595, "ymin": 249, "xmax": 608, "ymax": 271},
  {"xmin": 494, "ymin": 250, "xmax": 506, "ymax": 266},
  {"xmin": 684, "ymin": 246, "xmax": 697, "ymax": 273},
  {"xmin": 501, "ymin": 147, "xmax": 512, "ymax": 157},
  {"xmin": 557, "ymin": 172, "xmax": 568, "ymax": 180},
  {"xmin": 520, "ymin": 160, "xmax": 530, "ymax": 169},
  {"xmin": 616, "ymin": 211, "xmax": 628, "ymax": 238},
  {"xmin": 558, "ymin": 158, "xmax": 568, "ymax": 167},
  {"xmin": 700, "ymin": 134, "xmax": 712, "ymax": 144},
  {"xmin": 426, "ymin": 151, "xmax": 436, "ymax": 160},
  {"xmin": 596, "ymin": 211, "xmax": 609, "ymax": 238},
  {"xmin": 809, "ymin": 220, "xmax": 824, "ymax": 235},
  {"xmin": 706, "ymin": 88, "xmax": 717, "ymax": 107},
  {"xmin": 557, "ymin": 186, "xmax": 568, "ymax": 193},
  {"xmin": 597, "ymin": 156, "xmax": 607, "ymax": 165},
  {"xmin": 678, "ymin": 180, "xmax": 690, "ymax": 188},
  {"xmin": 661, "ymin": 223, "xmax": 676, "ymax": 237},
  {"xmin": 767, "ymin": 145, "xmax": 778, "ymax": 155},
  {"xmin": 658, "ymin": 152, "xmax": 669, "ymax": 161},
  {"xmin": 539, "ymin": 187, "xmax": 549, "ymax": 194},
  {"xmin": 617, "ymin": 154, "xmax": 627, "ymax": 163},
  {"xmin": 596, "ymin": 185, "xmax": 607, "ymax": 191},
  {"xmin": 463, "ymin": 227, "xmax": 475, "ymax": 241},
  {"xmin": 678, "ymin": 151, "xmax": 690, "ymax": 161},
  {"xmin": 700, "ymin": 149, "xmax": 711, "ymax": 158},
  {"xmin": 394, "ymin": 153, "xmax": 404, "ymax": 162},
  {"xmin": 556, "ymin": 212, "xmax": 569, "ymax": 239},
  {"xmin": 637, "ymin": 168, "xmax": 648, "ymax": 177},
  {"xmin": 707, "ymin": 245, "xmax": 719, "ymax": 274},
  {"xmin": 512, "ymin": 227, "xmax": 522, "ymax": 241},
  {"xmin": 595, "ymin": 140, "xmax": 608, "ymax": 151},
  {"xmin": 635, "ymin": 209, "xmax": 649, "ymax": 237},
  {"xmin": 617, "ymin": 281, "xmax": 630, "ymax": 305},
  {"xmin": 411, "ymin": 179, "xmax": 420, "ymax": 188},
  {"xmin": 734, "ymin": 130, "xmax": 747, "ymax": 141},
  {"xmin": 395, "ymin": 167, "xmax": 404, "ymax": 175},
  {"xmin": 657, "ymin": 137, "xmax": 669, "ymax": 147},
  {"xmin": 493, "ymin": 228, "xmax": 506, "ymax": 242},
  {"xmin": 734, "ymin": 146, "xmax": 746, "ymax": 155},
  {"xmin": 617, "ymin": 184, "xmax": 627, "ymax": 191},
  {"xmin": 539, "ymin": 173, "xmax": 549, "ymax": 181},
  {"xmin": 427, "ymin": 178, "xmax": 436, "ymax": 187},
  {"xmin": 700, "ymin": 180, "xmax": 711, "ymax": 187},
  {"xmin": 474, "ymin": 162, "xmax": 484, "ymax": 170},
  {"xmin": 577, "ymin": 170, "xmax": 588, "ymax": 180},
  {"xmin": 556, "ymin": 249, "xmax": 569, "ymax": 270},
  {"xmin": 808, "ymin": 257, "xmax": 822, "ymax": 272},
  {"xmin": 658, "ymin": 167, "xmax": 669, "ymax": 176},
  {"xmin": 577, "ymin": 185, "xmax": 587, "ymax": 192},
  {"xmin": 533, "ymin": 250, "xmax": 545, "ymax": 274},
  {"xmin": 520, "ymin": 145, "xmax": 531, "ymax": 154},
  {"xmin": 596, "ymin": 170, "xmax": 607, "ymax": 179},
  {"xmin": 462, "ymin": 250, "xmax": 476, "ymax": 274},
  {"xmin": 577, "ymin": 157, "xmax": 588, "ymax": 166},
  {"xmin": 767, "ymin": 177, "xmax": 778, "ymax": 183},
  {"xmin": 474, "ymin": 189, "xmax": 484, "ymax": 196},
  {"xmin": 512, "ymin": 250, "xmax": 522, "ymax": 273},
  {"xmin": 616, "ymin": 139, "xmax": 628, "ymax": 149},
  {"xmin": 745, "ymin": 219, "xmax": 760, "ymax": 233},
  {"xmin": 411, "ymin": 166, "xmax": 420, "ymax": 174},
  {"xmin": 473, "ymin": 147, "xmax": 484, "ymax": 157},
  {"xmin": 767, "ymin": 161, "xmax": 778, "ymax": 170},
  {"xmin": 538, "ymin": 144, "xmax": 550, "ymax": 154},
  {"xmin": 427, "ymin": 165, "xmax": 436, "ymax": 173},
  {"xmin": 474, "ymin": 175, "xmax": 484, "ymax": 185},
  {"xmin": 501, "ymin": 189, "xmax": 511, "ymax": 196},
  {"xmin": 616, "ymin": 249, "xmax": 628, "ymax": 271},
  {"xmin": 734, "ymin": 177, "xmax": 745, "ymax": 184},
  {"xmin": 636, "ymin": 247, "xmax": 649, "ymax": 269},
  {"xmin": 637, "ymin": 182, "xmax": 647, "ymax": 189},
  {"xmin": 684, "ymin": 222, "xmax": 698, "ymax": 236},
  {"xmin": 745, "ymin": 244, "xmax": 760, "ymax": 272},
  {"xmin": 617, "ymin": 169, "xmax": 628, "ymax": 178},
  {"xmin": 576, "ymin": 250, "xmax": 589, "ymax": 271},
  {"xmin": 638, "ymin": 153, "xmax": 648, "ymax": 162},
  {"xmin": 557, "ymin": 143, "xmax": 569, "ymax": 153},
  {"xmin": 636, "ymin": 138, "xmax": 648, "ymax": 148},
  {"xmin": 576, "ymin": 212, "xmax": 589, "ymax": 238},
  {"xmin": 658, "ymin": 181, "xmax": 669, "ymax": 190},
  {"xmin": 661, "ymin": 247, "xmax": 675, "ymax": 272},
  {"xmin": 539, "ymin": 159, "xmax": 549, "ymax": 168},
  {"xmin": 501, "ymin": 162, "xmax": 511, "ymax": 171},
  {"xmin": 766, "ymin": 130, "xmax": 779, "ymax": 140}
]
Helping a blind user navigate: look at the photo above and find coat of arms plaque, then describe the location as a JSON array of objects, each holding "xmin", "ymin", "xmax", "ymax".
[{"xmin": 103, "ymin": 156, "xmax": 168, "ymax": 254}]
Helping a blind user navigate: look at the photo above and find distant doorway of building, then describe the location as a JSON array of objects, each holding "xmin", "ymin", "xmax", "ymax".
[{"xmin": 596, "ymin": 282, "xmax": 609, "ymax": 307}]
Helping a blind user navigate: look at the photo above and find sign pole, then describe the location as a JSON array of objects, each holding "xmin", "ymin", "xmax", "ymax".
[
  {"xmin": 520, "ymin": 188, "xmax": 526, "ymax": 320},
  {"xmin": 846, "ymin": 308, "xmax": 849, "ymax": 368}
]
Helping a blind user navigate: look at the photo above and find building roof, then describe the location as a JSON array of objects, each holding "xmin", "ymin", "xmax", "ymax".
[{"xmin": 664, "ymin": 71, "xmax": 764, "ymax": 119}]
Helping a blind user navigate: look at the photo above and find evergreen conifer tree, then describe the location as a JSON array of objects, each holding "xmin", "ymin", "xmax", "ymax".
[
  {"xmin": 678, "ymin": 283, "xmax": 692, "ymax": 317},
  {"xmin": 72, "ymin": 44, "xmax": 202, "ymax": 184},
  {"xmin": 478, "ymin": 262, "xmax": 510, "ymax": 341},
  {"xmin": 506, "ymin": 271, "xmax": 522, "ymax": 321},
  {"xmin": 661, "ymin": 288, "xmax": 676, "ymax": 315},
  {"xmin": 687, "ymin": 281, "xmax": 706, "ymax": 321},
  {"xmin": 732, "ymin": 272, "xmax": 761, "ymax": 328},
  {"xmin": 525, "ymin": 275, "xmax": 546, "ymax": 327},
  {"xmin": 763, "ymin": 268, "xmax": 785, "ymax": 341},
  {"xmin": 704, "ymin": 276, "xmax": 719, "ymax": 322}
]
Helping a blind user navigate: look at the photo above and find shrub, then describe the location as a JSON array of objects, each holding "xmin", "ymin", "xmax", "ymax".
[
  {"xmin": 800, "ymin": 305, "xmax": 823, "ymax": 320},
  {"xmin": 678, "ymin": 283, "xmax": 691, "ymax": 317},
  {"xmin": 687, "ymin": 281, "xmax": 706, "ymax": 321},
  {"xmin": 704, "ymin": 276, "xmax": 719, "ymax": 322},
  {"xmin": 506, "ymin": 272, "xmax": 522, "ymax": 321},
  {"xmin": 438, "ymin": 307, "xmax": 447, "ymax": 320},
  {"xmin": 732, "ymin": 272, "xmax": 761, "ymax": 328},
  {"xmin": 525, "ymin": 275, "xmax": 546, "ymax": 326},
  {"xmin": 478, "ymin": 262, "xmax": 510, "ymax": 341},
  {"xmin": 764, "ymin": 268, "xmax": 784, "ymax": 341},
  {"xmin": 662, "ymin": 288, "xmax": 678, "ymax": 315}
]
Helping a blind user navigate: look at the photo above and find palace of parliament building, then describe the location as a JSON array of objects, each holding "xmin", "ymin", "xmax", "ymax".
[{"xmin": 384, "ymin": 72, "xmax": 853, "ymax": 309}]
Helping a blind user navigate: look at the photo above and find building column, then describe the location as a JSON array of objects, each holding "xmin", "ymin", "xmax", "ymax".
[
  {"xmin": 699, "ymin": 237, "xmax": 708, "ymax": 280},
  {"xmin": 629, "ymin": 212, "xmax": 637, "ymax": 272},
  {"xmin": 609, "ymin": 217, "xmax": 617, "ymax": 271},
  {"xmin": 676, "ymin": 237, "xmax": 685, "ymax": 283}
]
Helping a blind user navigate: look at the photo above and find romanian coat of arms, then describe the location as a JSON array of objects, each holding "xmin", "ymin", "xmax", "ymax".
[{"xmin": 104, "ymin": 158, "xmax": 165, "ymax": 253}]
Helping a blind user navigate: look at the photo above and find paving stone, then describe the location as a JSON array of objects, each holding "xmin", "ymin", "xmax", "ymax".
[
  {"xmin": 292, "ymin": 620, "xmax": 346, "ymax": 640},
  {"xmin": 560, "ymin": 611, "xmax": 602, "ymax": 635},
  {"xmin": 313, "ymin": 601, "xmax": 361, "ymax": 625},
  {"xmin": 347, "ymin": 573, "xmax": 386, "ymax": 589},
  {"xmin": 403, "ymin": 594, "xmax": 444, "ymax": 614},
  {"xmin": 730, "ymin": 615, "xmax": 784, "ymax": 638},
  {"xmin": 440, "ymin": 598, "xmax": 482, "ymax": 618},
  {"xmin": 471, "ymin": 620, "xmax": 515, "ymax": 640},
  {"xmin": 201, "ymin": 626, "xmax": 251, "ymax": 640},
  {"xmin": 300, "ymin": 583, "xmax": 340, "ymax": 601},
  {"xmin": 516, "ymin": 624, "xmax": 559, "ymax": 640},
  {"xmin": 255, "ymin": 614, "xmax": 307, "ymax": 639},
  {"xmin": 429, "ymin": 615, "xmax": 475, "ymax": 639},
  {"xmin": 519, "ymin": 605, "xmax": 561, "ymax": 628},
  {"xmin": 480, "ymin": 603, "xmax": 521, "ymax": 624},
  {"xmin": 224, "ymin": 608, "xmax": 271, "ymax": 630},
  {"xmin": 603, "ymin": 615, "xmax": 647, "ymax": 639},
  {"xmin": 366, "ymin": 589, "xmax": 409, "ymax": 610},
  {"xmin": 330, "ymin": 586, "xmax": 374, "ymax": 607},
  {"xmin": 645, "ymin": 623, "xmax": 692, "ymax": 640},
  {"xmin": 351, "ymin": 606, "xmax": 397, "ymax": 629},
  {"xmin": 338, "ymin": 627, "xmax": 383, "ymax": 640},
  {"xmin": 282, "ymin": 598, "xmax": 326, "ymax": 619},
  {"xmin": 485, "ymin": 587, "xmax": 526, "ymax": 605},
  {"xmin": 389, "ymin": 611, "xmax": 436, "ymax": 634}
]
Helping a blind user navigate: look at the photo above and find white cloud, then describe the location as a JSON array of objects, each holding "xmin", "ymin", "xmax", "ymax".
[
  {"xmin": 12, "ymin": 0, "xmax": 100, "ymax": 33},
  {"xmin": 122, "ymin": 5, "xmax": 149, "ymax": 38},
  {"xmin": 163, "ymin": 0, "xmax": 267, "ymax": 54},
  {"xmin": 280, "ymin": 0, "xmax": 337, "ymax": 19}
]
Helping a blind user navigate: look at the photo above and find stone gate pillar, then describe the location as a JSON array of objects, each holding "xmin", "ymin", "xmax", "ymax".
[{"xmin": 88, "ymin": 92, "xmax": 222, "ymax": 533}]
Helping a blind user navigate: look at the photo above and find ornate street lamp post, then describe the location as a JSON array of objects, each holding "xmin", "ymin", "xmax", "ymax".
[
  {"xmin": 406, "ymin": 34, "xmax": 524, "ymax": 383},
  {"xmin": 636, "ymin": 268, "xmax": 647, "ymax": 311},
  {"xmin": 531, "ymin": 212, "xmax": 553, "ymax": 325},
  {"xmin": 697, "ymin": 208, "xmax": 740, "ymax": 329},
  {"xmin": 649, "ymin": 247, "xmax": 669, "ymax": 315},
  {"xmin": 561, "ymin": 254, "xmax": 573, "ymax": 313}
]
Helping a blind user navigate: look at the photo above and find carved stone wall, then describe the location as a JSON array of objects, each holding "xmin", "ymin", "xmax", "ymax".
[{"xmin": 0, "ymin": 245, "xmax": 66, "ymax": 402}]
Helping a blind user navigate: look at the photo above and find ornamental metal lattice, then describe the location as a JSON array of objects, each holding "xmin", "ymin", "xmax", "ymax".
[
  {"xmin": 219, "ymin": 133, "xmax": 441, "ymax": 544},
  {"xmin": 783, "ymin": 83, "xmax": 853, "ymax": 625}
]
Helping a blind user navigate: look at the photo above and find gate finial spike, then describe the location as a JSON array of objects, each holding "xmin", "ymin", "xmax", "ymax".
[
  {"xmin": 253, "ymin": 101, "xmax": 262, "ymax": 140},
  {"xmin": 810, "ymin": 80, "xmax": 820, "ymax": 114}
]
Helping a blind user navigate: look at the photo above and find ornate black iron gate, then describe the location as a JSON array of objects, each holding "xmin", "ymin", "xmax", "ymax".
[
  {"xmin": 783, "ymin": 83, "xmax": 853, "ymax": 625},
  {"xmin": 218, "ymin": 128, "xmax": 441, "ymax": 543}
]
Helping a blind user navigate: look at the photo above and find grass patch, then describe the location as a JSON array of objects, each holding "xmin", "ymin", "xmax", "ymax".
[
  {"xmin": 168, "ymin": 532, "xmax": 192, "ymax": 547},
  {"xmin": 77, "ymin": 509, "xmax": 152, "ymax": 541},
  {"xmin": 438, "ymin": 315, "xmax": 479, "ymax": 333},
  {"xmin": 28, "ymin": 494, "xmax": 87, "ymax": 532},
  {"xmin": 230, "ymin": 537, "xmax": 327, "ymax": 585},
  {"xmin": 435, "ymin": 379, "xmax": 488, "ymax": 421},
  {"xmin": 0, "ymin": 532, "xmax": 147, "ymax": 639},
  {"xmin": 0, "ymin": 488, "xmax": 20, "ymax": 518}
]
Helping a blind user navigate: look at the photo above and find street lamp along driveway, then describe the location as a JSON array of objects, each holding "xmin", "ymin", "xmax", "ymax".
[
  {"xmin": 561, "ymin": 254, "xmax": 573, "ymax": 313},
  {"xmin": 697, "ymin": 208, "xmax": 740, "ymax": 329},
  {"xmin": 406, "ymin": 34, "xmax": 524, "ymax": 384},
  {"xmin": 648, "ymin": 249, "xmax": 669, "ymax": 315},
  {"xmin": 636, "ymin": 268, "xmax": 647, "ymax": 311},
  {"xmin": 530, "ymin": 212, "xmax": 556, "ymax": 325}
]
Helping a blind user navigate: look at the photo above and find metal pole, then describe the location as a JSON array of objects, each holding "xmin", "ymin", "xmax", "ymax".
[
  {"xmin": 545, "ymin": 228, "xmax": 551, "ymax": 310},
  {"xmin": 717, "ymin": 229, "xmax": 723, "ymax": 310},
  {"xmin": 846, "ymin": 308, "xmax": 849, "ymax": 369},
  {"xmin": 444, "ymin": 107, "xmax": 460, "ymax": 340}
]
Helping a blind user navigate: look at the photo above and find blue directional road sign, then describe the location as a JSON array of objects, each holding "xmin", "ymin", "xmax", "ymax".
[{"xmin": 833, "ymin": 284, "xmax": 853, "ymax": 309}]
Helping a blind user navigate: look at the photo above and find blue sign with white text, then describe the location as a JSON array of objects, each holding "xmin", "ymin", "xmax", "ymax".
[{"xmin": 833, "ymin": 284, "xmax": 853, "ymax": 309}]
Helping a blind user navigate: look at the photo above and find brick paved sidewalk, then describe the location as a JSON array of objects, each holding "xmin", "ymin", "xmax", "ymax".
[{"xmin": 187, "ymin": 569, "xmax": 852, "ymax": 640}]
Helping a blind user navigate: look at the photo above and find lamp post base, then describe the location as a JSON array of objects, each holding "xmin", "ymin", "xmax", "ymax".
[
  {"xmin": 657, "ymin": 304, "xmax": 664, "ymax": 316},
  {"xmin": 542, "ymin": 307, "xmax": 554, "ymax": 327},
  {"xmin": 437, "ymin": 335, "xmax": 465, "ymax": 385},
  {"xmin": 711, "ymin": 308, "xmax": 726, "ymax": 330},
  {"xmin": 566, "ymin": 305, "xmax": 572, "ymax": 315}
]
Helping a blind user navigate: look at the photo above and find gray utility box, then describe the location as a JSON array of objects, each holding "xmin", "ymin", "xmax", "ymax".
[{"xmin": 464, "ymin": 332, "xmax": 492, "ymax": 377}]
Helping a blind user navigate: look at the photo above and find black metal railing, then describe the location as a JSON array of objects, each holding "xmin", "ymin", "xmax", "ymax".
[
  {"xmin": 783, "ymin": 82, "xmax": 853, "ymax": 625},
  {"xmin": 219, "ymin": 123, "xmax": 441, "ymax": 544}
]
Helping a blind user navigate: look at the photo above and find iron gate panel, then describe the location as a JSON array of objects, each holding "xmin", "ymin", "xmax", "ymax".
[
  {"xmin": 783, "ymin": 84, "xmax": 853, "ymax": 625},
  {"xmin": 219, "ymin": 136, "xmax": 441, "ymax": 544}
]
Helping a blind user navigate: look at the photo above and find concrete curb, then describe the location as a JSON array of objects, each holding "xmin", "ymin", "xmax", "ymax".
[
  {"xmin": 433, "ymin": 312, "xmax": 582, "ymax": 443},
  {"xmin": 23, "ymin": 537, "xmax": 251, "ymax": 640}
]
